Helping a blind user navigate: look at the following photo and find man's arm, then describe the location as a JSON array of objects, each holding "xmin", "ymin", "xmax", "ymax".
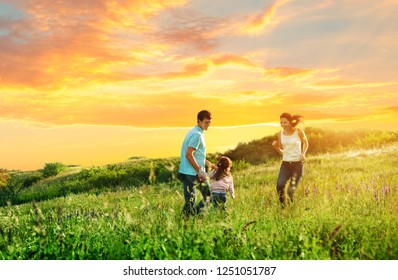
[
  {"xmin": 185, "ymin": 146, "xmax": 200, "ymax": 173},
  {"xmin": 205, "ymin": 159, "xmax": 217, "ymax": 170},
  {"xmin": 185, "ymin": 146, "xmax": 208, "ymax": 181}
]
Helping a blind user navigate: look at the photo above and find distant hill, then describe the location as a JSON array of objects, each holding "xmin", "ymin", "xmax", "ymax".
[
  {"xmin": 223, "ymin": 127, "xmax": 398, "ymax": 164},
  {"xmin": 0, "ymin": 158, "xmax": 180, "ymax": 207}
]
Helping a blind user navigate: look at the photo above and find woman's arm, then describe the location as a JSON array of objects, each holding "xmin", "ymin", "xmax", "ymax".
[
  {"xmin": 272, "ymin": 131, "xmax": 283, "ymax": 156},
  {"xmin": 298, "ymin": 129, "xmax": 309, "ymax": 161}
]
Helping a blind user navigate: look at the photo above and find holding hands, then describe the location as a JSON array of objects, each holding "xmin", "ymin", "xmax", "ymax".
[{"xmin": 198, "ymin": 166, "xmax": 207, "ymax": 181}]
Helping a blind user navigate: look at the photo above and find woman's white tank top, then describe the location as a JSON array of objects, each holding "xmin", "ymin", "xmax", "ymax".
[{"xmin": 281, "ymin": 129, "xmax": 301, "ymax": 162}]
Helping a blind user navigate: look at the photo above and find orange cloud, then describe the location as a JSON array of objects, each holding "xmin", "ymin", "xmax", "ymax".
[
  {"xmin": 152, "ymin": 0, "xmax": 291, "ymax": 51},
  {"xmin": 276, "ymin": 92, "xmax": 338, "ymax": 105},
  {"xmin": 211, "ymin": 54, "xmax": 257, "ymax": 68},
  {"xmin": 264, "ymin": 67, "xmax": 315, "ymax": 80},
  {"xmin": 239, "ymin": 0, "xmax": 289, "ymax": 35},
  {"xmin": 387, "ymin": 106, "xmax": 398, "ymax": 113},
  {"xmin": 1, "ymin": 0, "xmax": 397, "ymax": 131},
  {"xmin": 153, "ymin": 8, "xmax": 224, "ymax": 53},
  {"xmin": 308, "ymin": 78, "xmax": 398, "ymax": 90},
  {"xmin": 148, "ymin": 53, "xmax": 259, "ymax": 80},
  {"xmin": 161, "ymin": 62, "xmax": 209, "ymax": 79},
  {"xmin": 0, "ymin": 0, "xmax": 188, "ymax": 90}
]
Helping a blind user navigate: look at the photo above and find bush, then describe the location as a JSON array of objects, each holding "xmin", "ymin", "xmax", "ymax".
[
  {"xmin": 0, "ymin": 169, "xmax": 9, "ymax": 188},
  {"xmin": 41, "ymin": 162, "xmax": 65, "ymax": 178},
  {"xmin": 0, "ymin": 171, "xmax": 43, "ymax": 205}
]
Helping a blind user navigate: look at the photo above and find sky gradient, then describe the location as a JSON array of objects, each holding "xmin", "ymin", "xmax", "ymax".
[{"xmin": 1, "ymin": 0, "xmax": 398, "ymax": 170}]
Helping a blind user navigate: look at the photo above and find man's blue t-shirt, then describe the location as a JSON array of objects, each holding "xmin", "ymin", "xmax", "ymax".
[{"xmin": 179, "ymin": 126, "xmax": 206, "ymax": 176}]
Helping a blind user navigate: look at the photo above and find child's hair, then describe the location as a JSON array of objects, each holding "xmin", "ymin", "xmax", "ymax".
[
  {"xmin": 280, "ymin": 112, "xmax": 303, "ymax": 128},
  {"xmin": 213, "ymin": 156, "xmax": 232, "ymax": 181}
]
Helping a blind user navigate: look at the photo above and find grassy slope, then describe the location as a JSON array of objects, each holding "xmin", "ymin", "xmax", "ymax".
[{"xmin": 0, "ymin": 144, "xmax": 397, "ymax": 260}]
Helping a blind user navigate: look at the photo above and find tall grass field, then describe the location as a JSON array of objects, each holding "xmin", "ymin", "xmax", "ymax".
[{"xmin": 1, "ymin": 142, "xmax": 397, "ymax": 260}]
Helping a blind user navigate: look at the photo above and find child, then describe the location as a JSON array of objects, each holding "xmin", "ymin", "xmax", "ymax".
[{"xmin": 209, "ymin": 156, "xmax": 235, "ymax": 211}]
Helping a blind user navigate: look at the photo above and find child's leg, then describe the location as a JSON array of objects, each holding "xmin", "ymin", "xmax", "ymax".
[{"xmin": 220, "ymin": 193, "xmax": 227, "ymax": 211}]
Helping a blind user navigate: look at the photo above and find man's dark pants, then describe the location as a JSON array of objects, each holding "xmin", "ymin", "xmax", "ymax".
[{"xmin": 179, "ymin": 172, "xmax": 210, "ymax": 216}]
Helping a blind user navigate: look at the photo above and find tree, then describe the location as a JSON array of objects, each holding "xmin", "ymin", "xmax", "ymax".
[{"xmin": 42, "ymin": 162, "xmax": 65, "ymax": 178}]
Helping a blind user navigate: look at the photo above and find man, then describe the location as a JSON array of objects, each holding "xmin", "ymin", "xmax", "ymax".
[{"xmin": 179, "ymin": 110, "xmax": 216, "ymax": 217}]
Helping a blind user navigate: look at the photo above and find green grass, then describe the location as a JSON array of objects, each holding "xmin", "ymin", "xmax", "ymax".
[{"xmin": 0, "ymin": 144, "xmax": 397, "ymax": 260}]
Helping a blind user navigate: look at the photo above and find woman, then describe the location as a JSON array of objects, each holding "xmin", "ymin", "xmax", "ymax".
[{"xmin": 272, "ymin": 113, "xmax": 309, "ymax": 207}]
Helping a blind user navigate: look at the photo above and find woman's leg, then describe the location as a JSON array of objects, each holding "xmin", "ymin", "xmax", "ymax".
[
  {"xmin": 276, "ymin": 162, "xmax": 291, "ymax": 207},
  {"xmin": 287, "ymin": 162, "xmax": 304, "ymax": 203}
]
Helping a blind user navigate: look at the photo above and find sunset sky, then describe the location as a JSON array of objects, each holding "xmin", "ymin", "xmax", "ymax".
[{"xmin": 1, "ymin": 0, "xmax": 398, "ymax": 170}]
